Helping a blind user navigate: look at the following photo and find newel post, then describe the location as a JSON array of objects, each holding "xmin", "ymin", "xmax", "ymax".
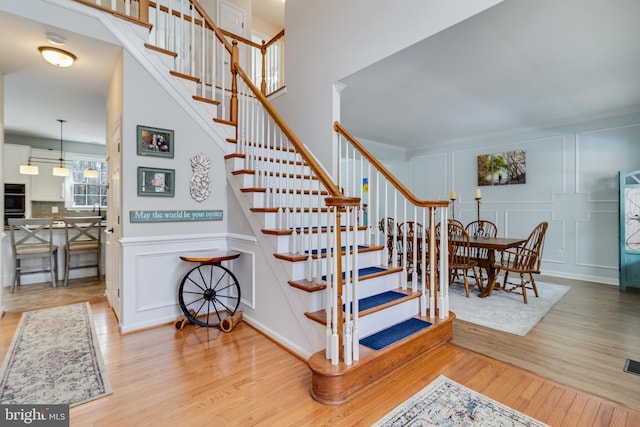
[
  {"xmin": 324, "ymin": 195, "xmax": 360, "ymax": 361},
  {"xmin": 260, "ymin": 40, "xmax": 267, "ymax": 95},
  {"xmin": 230, "ymin": 40, "xmax": 239, "ymax": 124}
]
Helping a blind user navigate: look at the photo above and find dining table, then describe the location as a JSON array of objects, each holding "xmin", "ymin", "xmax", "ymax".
[{"xmin": 466, "ymin": 236, "xmax": 527, "ymax": 297}]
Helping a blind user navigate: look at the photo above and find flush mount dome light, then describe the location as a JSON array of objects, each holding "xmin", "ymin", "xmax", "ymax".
[{"xmin": 38, "ymin": 46, "xmax": 76, "ymax": 68}]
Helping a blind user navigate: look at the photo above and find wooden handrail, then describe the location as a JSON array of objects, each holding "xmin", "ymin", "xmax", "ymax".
[
  {"xmin": 334, "ymin": 121, "xmax": 449, "ymax": 209},
  {"xmin": 235, "ymin": 67, "xmax": 352, "ymax": 202},
  {"xmin": 265, "ymin": 29, "xmax": 285, "ymax": 48}
]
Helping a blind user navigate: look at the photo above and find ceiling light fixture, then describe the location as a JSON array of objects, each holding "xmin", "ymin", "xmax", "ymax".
[
  {"xmin": 52, "ymin": 119, "xmax": 70, "ymax": 177},
  {"xmin": 39, "ymin": 46, "xmax": 76, "ymax": 68}
]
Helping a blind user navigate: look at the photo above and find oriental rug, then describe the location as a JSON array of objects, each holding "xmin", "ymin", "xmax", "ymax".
[
  {"xmin": 373, "ymin": 375, "xmax": 548, "ymax": 426},
  {"xmin": 448, "ymin": 281, "xmax": 570, "ymax": 336},
  {"xmin": 0, "ymin": 302, "xmax": 112, "ymax": 406}
]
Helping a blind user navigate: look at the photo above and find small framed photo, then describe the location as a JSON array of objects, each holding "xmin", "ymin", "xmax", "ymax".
[
  {"xmin": 137, "ymin": 125, "xmax": 174, "ymax": 158},
  {"xmin": 138, "ymin": 167, "xmax": 175, "ymax": 197}
]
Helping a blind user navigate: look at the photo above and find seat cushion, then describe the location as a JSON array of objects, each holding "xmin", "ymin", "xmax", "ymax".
[
  {"xmin": 67, "ymin": 242, "xmax": 99, "ymax": 251},
  {"xmin": 16, "ymin": 245, "xmax": 58, "ymax": 255}
]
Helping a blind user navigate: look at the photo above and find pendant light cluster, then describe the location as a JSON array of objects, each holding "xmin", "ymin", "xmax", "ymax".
[{"xmin": 19, "ymin": 119, "xmax": 99, "ymax": 179}]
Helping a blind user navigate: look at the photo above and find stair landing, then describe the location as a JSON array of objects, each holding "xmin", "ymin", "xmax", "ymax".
[{"xmin": 308, "ymin": 312, "xmax": 454, "ymax": 405}]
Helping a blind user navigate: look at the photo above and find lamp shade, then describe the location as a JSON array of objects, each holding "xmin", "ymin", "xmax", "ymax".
[
  {"xmin": 20, "ymin": 164, "xmax": 39, "ymax": 175},
  {"xmin": 39, "ymin": 46, "xmax": 76, "ymax": 68},
  {"xmin": 52, "ymin": 166, "xmax": 70, "ymax": 177}
]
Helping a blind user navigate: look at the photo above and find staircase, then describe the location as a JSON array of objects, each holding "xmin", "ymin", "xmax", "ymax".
[{"xmin": 75, "ymin": 0, "xmax": 454, "ymax": 405}]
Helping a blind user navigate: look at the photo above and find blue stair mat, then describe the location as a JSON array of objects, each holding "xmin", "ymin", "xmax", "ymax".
[
  {"xmin": 322, "ymin": 266, "xmax": 386, "ymax": 281},
  {"xmin": 307, "ymin": 245, "xmax": 367, "ymax": 255},
  {"xmin": 360, "ymin": 318, "xmax": 432, "ymax": 350},
  {"xmin": 348, "ymin": 290, "xmax": 406, "ymax": 313}
]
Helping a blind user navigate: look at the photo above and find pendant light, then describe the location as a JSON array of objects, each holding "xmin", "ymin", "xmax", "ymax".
[
  {"xmin": 19, "ymin": 159, "xmax": 39, "ymax": 175},
  {"xmin": 52, "ymin": 119, "xmax": 70, "ymax": 177}
]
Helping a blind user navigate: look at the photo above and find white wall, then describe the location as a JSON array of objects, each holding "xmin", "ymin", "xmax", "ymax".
[
  {"xmin": 275, "ymin": 0, "xmax": 504, "ymax": 171},
  {"xmin": 118, "ymin": 50, "xmax": 233, "ymax": 330},
  {"xmin": 366, "ymin": 112, "xmax": 640, "ymax": 285}
]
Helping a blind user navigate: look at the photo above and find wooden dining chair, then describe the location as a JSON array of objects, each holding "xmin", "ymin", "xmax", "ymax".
[
  {"xmin": 465, "ymin": 220, "xmax": 498, "ymax": 286},
  {"xmin": 441, "ymin": 221, "xmax": 480, "ymax": 297},
  {"xmin": 379, "ymin": 217, "xmax": 398, "ymax": 265},
  {"xmin": 491, "ymin": 221, "xmax": 548, "ymax": 303},
  {"xmin": 8, "ymin": 218, "xmax": 59, "ymax": 292},
  {"xmin": 398, "ymin": 221, "xmax": 425, "ymax": 277},
  {"xmin": 63, "ymin": 216, "xmax": 102, "ymax": 287}
]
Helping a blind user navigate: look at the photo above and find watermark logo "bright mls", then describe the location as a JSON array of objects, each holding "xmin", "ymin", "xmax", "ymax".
[{"xmin": 1, "ymin": 404, "xmax": 69, "ymax": 426}]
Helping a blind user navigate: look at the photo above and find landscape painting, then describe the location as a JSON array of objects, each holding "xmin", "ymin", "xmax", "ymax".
[{"xmin": 477, "ymin": 150, "xmax": 526, "ymax": 186}]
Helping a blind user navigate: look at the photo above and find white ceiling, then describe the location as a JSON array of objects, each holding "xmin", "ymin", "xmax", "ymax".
[
  {"xmin": 340, "ymin": 0, "xmax": 640, "ymax": 150},
  {"xmin": 0, "ymin": 10, "xmax": 120, "ymax": 145},
  {"xmin": 3, "ymin": 0, "xmax": 639, "ymax": 153}
]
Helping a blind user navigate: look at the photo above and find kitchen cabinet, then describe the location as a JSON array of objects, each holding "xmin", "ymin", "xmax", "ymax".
[
  {"xmin": 30, "ymin": 148, "xmax": 65, "ymax": 201},
  {"xmin": 3, "ymin": 144, "xmax": 31, "ymax": 184}
]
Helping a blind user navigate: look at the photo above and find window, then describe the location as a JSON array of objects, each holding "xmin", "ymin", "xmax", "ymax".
[{"xmin": 65, "ymin": 155, "xmax": 107, "ymax": 209}]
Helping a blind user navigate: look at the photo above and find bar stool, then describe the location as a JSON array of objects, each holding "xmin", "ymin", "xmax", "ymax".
[
  {"xmin": 8, "ymin": 218, "xmax": 59, "ymax": 292},
  {"xmin": 63, "ymin": 216, "xmax": 102, "ymax": 287}
]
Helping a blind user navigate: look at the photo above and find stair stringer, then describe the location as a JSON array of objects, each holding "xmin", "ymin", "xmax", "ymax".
[{"xmin": 227, "ymin": 167, "xmax": 328, "ymax": 358}]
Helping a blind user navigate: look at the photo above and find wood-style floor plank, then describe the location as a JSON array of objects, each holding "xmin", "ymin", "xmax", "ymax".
[{"xmin": 1, "ymin": 276, "xmax": 640, "ymax": 426}]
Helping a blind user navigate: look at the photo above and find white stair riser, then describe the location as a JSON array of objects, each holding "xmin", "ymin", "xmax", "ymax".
[
  {"xmin": 353, "ymin": 299, "xmax": 420, "ymax": 338},
  {"xmin": 237, "ymin": 146, "xmax": 302, "ymax": 163},
  {"xmin": 228, "ymin": 155, "xmax": 314, "ymax": 177},
  {"xmin": 287, "ymin": 249, "xmax": 384, "ymax": 281},
  {"xmin": 269, "ymin": 228, "xmax": 370, "ymax": 256},
  {"xmin": 263, "ymin": 210, "xmax": 330, "ymax": 229},
  {"xmin": 239, "ymin": 173, "xmax": 321, "ymax": 192}
]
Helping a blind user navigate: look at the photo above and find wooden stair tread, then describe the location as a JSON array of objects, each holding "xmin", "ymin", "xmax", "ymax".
[
  {"xmin": 169, "ymin": 70, "xmax": 200, "ymax": 83},
  {"xmin": 241, "ymin": 187, "xmax": 329, "ymax": 195},
  {"xmin": 144, "ymin": 43, "xmax": 177, "ymax": 57},
  {"xmin": 276, "ymin": 245, "xmax": 385, "ymax": 263},
  {"xmin": 192, "ymin": 95, "xmax": 220, "ymax": 105},
  {"xmin": 251, "ymin": 207, "xmax": 330, "ymax": 213},
  {"xmin": 232, "ymin": 170, "xmax": 321, "ymax": 180},
  {"xmin": 288, "ymin": 279, "xmax": 327, "ymax": 292},
  {"xmin": 304, "ymin": 287, "xmax": 420, "ymax": 324},
  {"xmin": 261, "ymin": 225, "xmax": 367, "ymax": 235}
]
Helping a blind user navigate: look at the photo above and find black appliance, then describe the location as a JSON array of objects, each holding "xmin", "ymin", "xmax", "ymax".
[{"xmin": 4, "ymin": 183, "xmax": 26, "ymax": 226}]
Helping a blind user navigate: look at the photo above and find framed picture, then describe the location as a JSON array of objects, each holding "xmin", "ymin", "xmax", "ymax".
[
  {"xmin": 138, "ymin": 167, "xmax": 175, "ymax": 197},
  {"xmin": 137, "ymin": 125, "xmax": 174, "ymax": 158}
]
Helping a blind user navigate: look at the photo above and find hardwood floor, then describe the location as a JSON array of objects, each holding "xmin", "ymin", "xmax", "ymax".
[{"xmin": 1, "ymin": 276, "xmax": 639, "ymax": 426}]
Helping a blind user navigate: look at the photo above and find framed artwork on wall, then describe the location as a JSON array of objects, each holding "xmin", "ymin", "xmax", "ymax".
[
  {"xmin": 138, "ymin": 167, "xmax": 175, "ymax": 197},
  {"xmin": 477, "ymin": 150, "xmax": 526, "ymax": 186},
  {"xmin": 137, "ymin": 125, "xmax": 174, "ymax": 158}
]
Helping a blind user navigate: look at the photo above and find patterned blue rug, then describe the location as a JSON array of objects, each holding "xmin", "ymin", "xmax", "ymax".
[
  {"xmin": 0, "ymin": 302, "xmax": 112, "ymax": 407},
  {"xmin": 360, "ymin": 318, "xmax": 432, "ymax": 350},
  {"xmin": 374, "ymin": 375, "xmax": 549, "ymax": 426}
]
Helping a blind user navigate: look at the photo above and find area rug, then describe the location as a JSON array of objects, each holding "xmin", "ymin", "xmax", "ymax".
[
  {"xmin": 0, "ymin": 302, "xmax": 112, "ymax": 406},
  {"xmin": 448, "ymin": 281, "xmax": 570, "ymax": 336},
  {"xmin": 373, "ymin": 375, "xmax": 549, "ymax": 426}
]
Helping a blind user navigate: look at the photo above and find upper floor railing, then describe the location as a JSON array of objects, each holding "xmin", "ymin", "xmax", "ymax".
[{"xmin": 76, "ymin": 0, "xmax": 285, "ymax": 105}]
